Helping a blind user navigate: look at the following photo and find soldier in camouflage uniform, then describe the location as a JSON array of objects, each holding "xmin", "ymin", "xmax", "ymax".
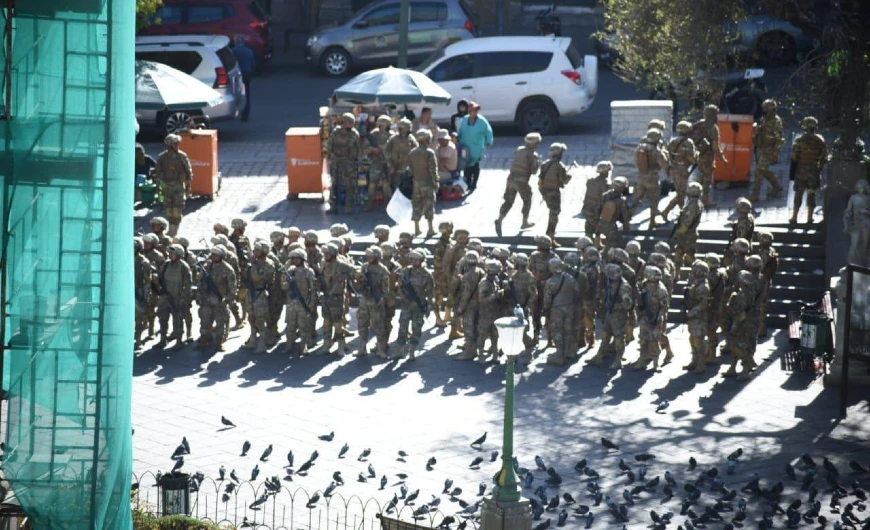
[
  {"xmin": 705, "ymin": 252, "xmax": 728, "ymax": 362},
  {"xmin": 508, "ymin": 253, "xmax": 538, "ymax": 347},
  {"xmin": 562, "ymin": 252, "xmax": 585, "ymax": 350},
  {"xmin": 684, "ymin": 260, "xmax": 711, "ymax": 372},
  {"xmin": 529, "ymin": 235, "xmax": 556, "ymax": 346},
  {"xmin": 476, "ymin": 260, "xmax": 508, "ymax": 361},
  {"xmin": 213, "ymin": 222, "xmax": 229, "ymax": 237},
  {"xmin": 599, "ymin": 176, "xmax": 632, "ymax": 255},
  {"xmin": 537, "ymin": 143, "xmax": 573, "ymax": 245},
  {"xmin": 579, "ymin": 246, "xmax": 601, "ymax": 348},
  {"xmin": 724, "ymin": 270, "xmax": 760, "ymax": 380},
  {"xmin": 409, "ymin": 129, "xmax": 440, "ymax": 237},
  {"xmin": 385, "ymin": 118, "xmax": 418, "ymax": 193},
  {"xmin": 230, "ymin": 219, "xmax": 252, "ymax": 325},
  {"xmin": 790, "ymin": 116, "xmax": 828, "ymax": 224},
  {"xmin": 242, "ymin": 241, "xmax": 276, "ymax": 352},
  {"xmin": 575, "ymin": 236, "xmax": 595, "ymax": 258},
  {"xmin": 330, "ymin": 222, "xmax": 349, "ymax": 240},
  {"xmin": 319, "ymin": 243, "xmax": 357, "ymax": 355},
  {"xmin": 543, "ymin": 257, "xmax": 578, "ymax": 366},
  {"xmin": 432, "ymin": 221, "xmax": 453, "ymax": 328},
  {"xmin": 743, "ymin": 255, "xmax": 766, "ymax": 350},
  {"xmin": 725, "ymin": 197, "xmax": 755, "ymax": 266},
  {"xmin": 587, "ymin": 263, "xmax": 634, "ymax": 369},
  {"xmin": 624, "ymin": 242, "xmax": 645, "ymax": 343},
  {"xmin": 150, "ymin": 217, "xmax": 172, "ymax": 249},
  {"xmin": 398, "ymin": 250, "xmax": 434, "ymax": 359},
  {"xmin": 266, "ymin": 232, "xmax": 289, "ymax": 344},
  {"xmin": 374, "ymin": 224, "xmax": 391, "ymax": 245},
  {"xmin": 280, "ymin": 248, "xmax": 318, "ymax": 355},
  {"xmin": 649, "ymin": 252, "xmax": 676, "ymax": 363},
  {"xmin": 211, "ymin": 234, "xmax": 242, "ymax": 335},
  {"xmin": 153, "ymin": 134, "xmax": 193, "ymax": 236},
  {"xmin": 694, "ymin": 104, "xmax": 728, "ymax": 207},
  {"xmin": 632, "ymin": 265, "xmax": 669, "ymax": 370},
  {"xmin": 633, "ymin": 129, "xmax": 670, "ymax": 228},
  {"xmin": 490, "ymin": 247, "xmax": 513, "ymax": 279},
  {"xmin": 751, "ymin": 99, "xmax": 785, "ymax": 201},
  {"xmin": 326, "ymin": 112, "xmax": 362, "ymax": 215},
  {"xmin": 726, "ymin": 238, "xmax": 750, "ymax": 297},
  {"xmin": 287, "ymin": 226, "xmax": 302, "ymax": 245},
  {"xmin": 365, "ymin": 115, "xmax": 395, "ymax": 209},
  {"xmin": 134, "ymin": 237, "xmax": 152, "ymax": 350},
  {"xmin": 380, "ymin": 241, "xmax": 401, "ymax": 344},
  {"xmin": 456, "ymin": 250, "xmax": 485, "ymax": 360},
  {"xmin": 196, "ymin": 245, "xmax": 237, "ymax": 351},
  {"xmin": 444, "ymin": 227, "xmax": 469, "ymax": 339},
  {"xmin": 271, "ymin": 231, "xmax": 289, "ymax": 265},
  {"xmin": 671, "ymin": 182, "xmax": 704, "ymax": 280},
  {"xmin": 756, "ymin": 230, "xmax": 778, "ymax": 336},
  {"xmin": 495, "ymin": 133, "xmax": 542, "ymax": 236},
  {"xmin": 175, "ymin": 236, "xmax": 199, "ymax": 342},
  {"xmin": 155, "ymin": 244, "xmax": 192, "ymax": 348},
  {"xmin": 303, "ymin": 230, "xmax": 323, "ymax": 273},
  {"xmin": 355, "ymin": 246, "xmax": 391, "ymax": 358},
  {"xmin": 661, "ymin": 121, "xmax": 697, "ymax": 220},
  {"xmin": 581, "ymin": 161, "xmax": 612, "ymax": 246},
  {"xmin": 143, "ymin": 233, "xmax": 166, "ymax": 338}
]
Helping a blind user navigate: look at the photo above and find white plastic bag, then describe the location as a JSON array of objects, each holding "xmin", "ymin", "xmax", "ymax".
[{"xmin": 386, "ymin": 189, "xmax": 413, "ymax": 224}]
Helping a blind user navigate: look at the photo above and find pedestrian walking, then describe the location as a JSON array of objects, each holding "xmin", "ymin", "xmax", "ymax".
[
  {"xmin": 457, "ymin": 102, "xmax": 493, "ymax": 193},
  {"xmin": 232, "ymin": 35, "xmax": 256, "ymax": 122}
]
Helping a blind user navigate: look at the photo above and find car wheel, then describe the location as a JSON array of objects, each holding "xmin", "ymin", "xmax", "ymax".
[
  {"xmin": 162, "ymin": 110, "xmax": 199, "ymax": 135},
  {"xmin": 321, "ymin": 48, "xmax": 351, "ymax": 76},
  {"xmin": 755, "ymin": 31, "xmax": 796, "ymax": 67},
  {"xmin": 517, "ymin": 101, "xmax": 558, "ymax": 136}
]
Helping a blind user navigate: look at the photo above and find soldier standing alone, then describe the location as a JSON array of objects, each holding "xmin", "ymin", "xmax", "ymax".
[
  {"xmin": 153, "ymin": 134, "xmax": 193, "ymax": 236},
  {"xmin": 537, "ymin": 143, "xmax": 573, "ymax": 245},
  {"xmin": 326, "ymin": 113, "xmax": 361, "ymax": 215},
  {"xmin": 495, "ymin": 133, "xmax": 542, "ymax": 236},
  {"xmin": 790, "ymin": 116, "xmax": 828, "ymax": 224},
  {"xmin": 750, "ymin": 99, "xmax": 785, "ymax": 201},
  {"xmin": 408, "ymin": 129, "xmax": 440, "ymax": 237}
]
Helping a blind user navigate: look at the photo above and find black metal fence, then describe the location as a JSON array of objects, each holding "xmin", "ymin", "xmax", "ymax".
[{"xmin": 133, "ymin": 472, "xmax": 480, "ymax": 530}]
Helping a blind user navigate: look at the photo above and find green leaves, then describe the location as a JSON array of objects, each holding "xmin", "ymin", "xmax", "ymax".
[{"xmin": 136, "ymin": 0, "xmax": 163, "ymax": 31}]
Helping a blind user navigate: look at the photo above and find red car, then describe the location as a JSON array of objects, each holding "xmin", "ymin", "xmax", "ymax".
[{"xmin": 140, "ymin": 0, "xmax": 273, "ymax": 62}]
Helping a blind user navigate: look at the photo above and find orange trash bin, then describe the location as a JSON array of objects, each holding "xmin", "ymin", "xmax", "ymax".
[
  {"xmin": 714, "ymin": 114, "xmax": 754, "ymax": 183},
  {"xmin": 179, "ymin": 129, "xmax": 220, "ymax": 199},
  {"xmin": 285, "ymin": 127, "xmax": 329, "ymax": 201}
]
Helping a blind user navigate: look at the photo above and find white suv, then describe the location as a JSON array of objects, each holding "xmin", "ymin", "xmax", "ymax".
[
  {"xmin": 136, "ymin": 34, "xmax": 247, "ymax": 131},
  {"xmin": 418, "ymin": 36, "xmax": 598, "ymax": 134}
]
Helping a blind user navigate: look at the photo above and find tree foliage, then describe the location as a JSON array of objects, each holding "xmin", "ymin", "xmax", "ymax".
[{"xmin": 136, "ymin": 0, "xmax": 162, "ymax": 30}]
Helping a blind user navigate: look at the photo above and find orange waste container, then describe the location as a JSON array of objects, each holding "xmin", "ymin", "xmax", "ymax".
[
  {"xmin": 179, "ymin": 129, "xmax": 220, "ymax": 199},
  {"xmin": 285, "ymin": 127, "xmax": 329, "ymax": 200},
  {"xmin": 714, "ymin": 114, "xmax": 754, "ymax": 183}
]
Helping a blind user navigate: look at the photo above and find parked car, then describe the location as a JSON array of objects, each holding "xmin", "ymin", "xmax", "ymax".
[
  {"xmin": 306, "ymin": 0, "xmax": 479, "ymax": 76},
  {"xmin": 139, "ymin": 0, "xmax": 273, "ymax": 63},
  {"xmin": 650, "ymin": 69, "xmax": 769, "ymax": 127},
  {"xmin": 593, "ymin": 14, "xmax": 815, "ymax": 68},
  {"xmin": 135, "ymin": 60, "xmax": 227, "ymax": 135},
  {"xmin": 417, "ymin": 36, "xmax": 598, "ymax": 135},
  {"xmin": 136, "ymin": 34, "xmax": 247, "ymax": 127}
]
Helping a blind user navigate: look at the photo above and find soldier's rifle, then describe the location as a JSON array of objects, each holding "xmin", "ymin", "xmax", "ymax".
[
  {"xmin": 401, "ymin": 272, "xmax": 427, "ymax": 314},
  {"xmin": 195, "ymin": 256, "xmax": 224, "ymax": 302},
  {"xmin": 280, "ymin": 265, "xmax": 314, "ymax": 317},
  {"xmin": 363, "ymin": 267, "xmax": 382, "ymax": 304},
  {"xmin": 156, "ymin": 262, "xmax": 179, "ymax": 314}
]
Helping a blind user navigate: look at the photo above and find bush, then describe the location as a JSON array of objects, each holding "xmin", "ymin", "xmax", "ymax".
[{"xmin": 133, "ymin": 512, "xmax": 227, "ymax": 530}]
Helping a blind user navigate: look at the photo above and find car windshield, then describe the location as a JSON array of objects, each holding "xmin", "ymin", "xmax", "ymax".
[
  {"xmin": 415, "ymin": 48, "xmax": 445, "ymax": 72},
  {"xmin": 566, "ymin": 39, "xmax": 583, "ymax": 69}
]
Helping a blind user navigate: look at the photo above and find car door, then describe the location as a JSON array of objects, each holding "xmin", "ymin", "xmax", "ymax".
[
  {"xmin": 423, "ymin": 53, "xmax": 476, "ymax": 122},
  {"xmin": 349, "ymin": 3, "xmax": 401, "ymax": 64},
  {"xmin": 407, "ymin": 2, "xmax": 449, "ymax": 63},
  {"xmin": 471, "ymin": 51, "xmax": 551, "ymax": 122}
]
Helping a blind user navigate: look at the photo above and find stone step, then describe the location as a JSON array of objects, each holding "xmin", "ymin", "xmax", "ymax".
[{"xmin": 667, "ymin": 309, "xmax": 790, "ymax": 329}]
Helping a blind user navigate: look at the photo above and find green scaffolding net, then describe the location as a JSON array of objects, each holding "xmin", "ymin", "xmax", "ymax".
[{"xmin": 0, "ymin": 0, "xmax": 134, "ymax": 528}]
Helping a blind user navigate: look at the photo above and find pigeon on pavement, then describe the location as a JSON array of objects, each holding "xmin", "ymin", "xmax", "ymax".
[{"xmin": 221, "ymin": 416, "xmax": 236, "ymax": 427}]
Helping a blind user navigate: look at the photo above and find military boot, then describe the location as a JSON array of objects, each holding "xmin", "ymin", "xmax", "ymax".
[
  {"xmin": 185, "ymin": 315, "xmax": 194, "ymax": 342},
  {"xmin": 683, "ymin": 352, "xmax": 697, "ymax": 371},
  {"xmin": 448, "ymin": 324, "xmax": 464, "ymax": 340},
  {"xmin": 337, "ymin": 338, "xmax": 348, "ymax": 355},
  {"xmin": 458, "ymin": 343, "xmax": 476, "ymax": 360},
  {"xmin": 609, "ymin": 348, "xmax": 624, "ymax": 370},
  {"xmin": 520, "ymin": 216, "xmax": 535, "ymax": 230},
  {"xmin": 586, "ymin": 345, "xmax": 606, "ymax": 366},
  {"xmin": 241, "ymin": 334, "xmax": 257, "ymax": 350},
  {"xmin": 426, "ymin": 220, "xmax": 437, "ymax": 238},
  {"xmin": 661, "ymin": 338, "xmax": 674, "ymax": 365},
  {"xmin": 693, "ymin": 352, "xmax": 707, "ymax": 373},
  {"xmin": 546, "ymin": 352, "xmax": 565, "ymax": 367},
  {"xmin": 321, "ymin": 337, "xmax": 333, "ymax": 354},
  {"xmin": 283, "ymin": 334, "xmax": 296, "ymax": 353},
  {"xmin": 806, "ymin": 195, "xmax": 816, "ymax": 224},
  {"xmin": 414, "ymin": 220, "xmax": 422, "ymax": 237},
  {"xmin": 355, "ymin": 333, "xmax": 369, "ymax": 357},
  {"xmin": 586, "ymin": 331, "xmax": 596, "ymax": 349},
  {"xmin": 375, "ymin": 342, "xmax": 388, "ymax": 359},
  {"xmin": 255, "ymin": 335, "xmax": 268, "ymax": 353},
  {"xmin": 789, "ymin": 205, "xmax": 799, "ymax": 224},
  {"xmin": 632, "ymin": 354, "xmax": 651, "ymax": 371},
  {"xmin": 155, "ymin": 331, "xmax": 168, "ymax": 349},
  {"xmin": 494, "ymin": 217, "xmax": 503, "ymax": 237}
]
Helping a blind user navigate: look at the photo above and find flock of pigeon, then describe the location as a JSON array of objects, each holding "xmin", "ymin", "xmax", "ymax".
[{"xmin": 150, "ymin": 416, "xmax": 870, "ymax": 530}]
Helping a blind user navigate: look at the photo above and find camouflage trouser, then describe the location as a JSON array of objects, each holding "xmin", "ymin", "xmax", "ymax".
[
  {"xmin": 583, "ymin": 215, "xmax": 599, "ymax": 237},
  {"xmin": 753, "ymin": 148, "xmax": 780, "ymax": 196},
  {"xmin": 633, "ymin": 173, "xmax": 661, "ymax": 215},
  {"xmin": 268, "ymin": 290, "xmax": 287, "ymax": 338},
  {"xmin": 664, "ymin": 166, "xmax": 690, "ymax": 212},
  {"xmin": 434, "ymin": 271, "xmax": 449, "ymax": 302},
  {"xmin": 157, "ymin": 294, "xmax": 185, "ymax": 338},
  {"xmin": 199, "ymin": 294, "xmax": 229, "ymax": 344},
  {"xmin": 411, "ymin": 186, "xmax": 436, "ymax": 221},
  {"xmin": 688, "ymin": 316, "xmax": 707, "ymax": 338},
  {"xmin": 601, "ymin": 311, "xmax": 628, "ymax": 339},
  {"xmin": 698, "ymin": 153, "xmax": 714, "ymax": 200},
  {"xmin": 580, "ymin": 300, "xmax": 596, "ymax": 343},
  {"xmin": 499, "ymin": 179, "xmax": 533, "ymax": 219},
  {"xmin": 358, "ymin": 297, "xmax": 387, "ymax": 348},
  {"xmin": 285, "ymin": 299, "xmax": 314, "ymax": 348},
  {"xmin": 638, "ymin": 321, "xmax": 663, "ymax": 361},
  {"xmin": 673, "ymin": 233, "xmax": 698, "ymax": 259},
  {"xmin": 322, "ymin": 293, "xmax": 346, "ymax": 341},
  {"xmin": 135, "ymin": 295, "xmax": 149, "ymax": 339},
  {"xmin": 541, "ymin": 188, "xmax": 561, "ymax": 226},
  {"xmin": 461, "ymin": 306, "xmax": 480, "ymax": 347},
  {"xmin": 727, "ymin": 314, "xmax": 760, "ymax": 352},
  {"xmin": 600, "ymin": 221, "xmax": 623, "ymax": 249},
  {"xmin": 549, "ymin": 305, "xmax": 576, "ymax": 359},
  {"xmin": 246, "ymin": 290, "xmax": 270, "ymax": 333},
  {"xmin": 385, "ymin": 299, "xmax": 397, "ymax": 340},
  {"xmin": 331, "ymin": 159, "xmax": 357, "ymax": 211},
  {"xmin": 476, "ymin": 308, "xmax": 500, "ymax": 352},
  {"xmin": 398, "ymin": 303, "xmax": 426, "ymax": 345},
  {"xmin": 368, "ymin": 160, "xmax": 392, "ymax": 198},
  {"xmin": 794, "ymin": 167, "xmax": 822, "ymax": 210}
]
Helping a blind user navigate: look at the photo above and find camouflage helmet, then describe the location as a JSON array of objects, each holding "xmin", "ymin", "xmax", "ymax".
[
  {"xmin": 705, "ymin": 252, "xmax": 721, "ymax": 267},
  {"xmin": 676, "ymin": 120, "xmax": 692, "ymax": 134},
  {"xmin": 625, "ymin": 240, "xmax": 642, "ymax": 256},
  {"xmin": 548, "ymin": 257, "xmax": 563, "ymax": 272},
  {"xmin": 648, "ymin": 119, "xmax": 666, "ymax": 131},
  {"xmin": 645, "ymin": 129, "xmax": 662, "ymax": 143},
  {"xmin": 644, "ymin": 265, "xmax": 663, "ymax": 282},
  {"xmin": 399, "ymin": 231, "xmax": 413, "ymax": 243},
  {"xmin": 408, "ymin": 249, "xmax": 424, "ymax": 262},
  {"xmin": 732, "ymin": 238, "xmax": 750, "ymax": 253},
  {"xmin": 134, "ymin": 237, "xmax": 144, "ymax": 251},
  {"xmin": 575, "ymin": 235, "xmax": 593, "ymax": 251},
  {"xmin": 525, "ymin": 132, "xmax": 542, "ymax": 146},
  {"xmin": 604, "ymin": 263, "xmax": 622, "ymax": 279},
  {"xmin": 341, "ymin": 112, "xmax": 356, "ymax": 125},
  {"xmin": 288, "ymin": 226, "xmax": 302, "ymax": 236},
  {"xmin": 304, "ymin": 230, "xmax": 319, "ymax": 243},
  {"xmin": 254, "ymin": 240, "xmax": 271, "ymax": 254},
  {"xmin": 341, "ymin": 235, "xmax": 353, "ymax": 248},
  {"xmin": 397, "ymin": 117, "xmax": 412, "ymax": 130},
  {"xmin": 596, "ymin": 160, "xmax": 613, "ymax": 173},
  {"xmin": 738, "ymin": 269, "xmax": 755, "ymax": 286},
  {"xmin": 735, "ymin": 197, "xmax": 752, "ymax": 213},
  {"xmin": 438, "ymin": 221, "xmax": 454, "ymax": 234},
  {"xmin": 612, "ymin": 176, "xmax": 628, "ymax": 190},
  {"xmin": 288, "ymin": 242, "xmax": 304, "ymax": 251},
  {"xmin": 609, "ymin": 247, "xmax": 629, "ymax": 264},
  {"xmin": 653, "ymin": 241, "xmax": 671, "ymax": 255},
  {"xmin": 231, "ymin": 218, "xmax": 247, "ymax": 230},
  {"xmin": 415, "ymin": 129, "xmax": 432, "ymax": 142},
  {"xmin": 549, "ymin": 142, "xmax": 567, "ymax": 155},
  {"xmin": 330, "ymin": 223, "xmax": 349, "ymax": 237},
  {"xmin": 215, "ymin": 234, "xmax": 231, "ymax": 247},
  {"xmin": 288, "ymin": 248, "xmax": 307, "ymax": 261},
  {"xmin": 704, "ymin": 104, "xmax": 719, "ymax": 118},
  {"xmin": 175, "ymin": 236, "xmax": 190, "ymax": 248},
  {"xmin": 453, "ymin": 227, "xmax": 470, "ymax": 239},
  {"xmin": 322, "ymin": 243, "xmax": 339, "ymax": 256},
  {"xmin": 687, "ymin": 182, "xmax": 703, "ymax": 197},
  {"xmin": 757, "ymin": 230, "xmax": 773, "ymax": 243},
  {"xmin": 485, "ymin": 260, "xmax": 502, "ymax": 274},
  {"xmin": 167, "ymin": 243, "xmax": 185, "ymax": 257},
  {"xmin": 366, "ymin": 246, "xmax": 383, "ymax": 260},
  {"xmin": 584, "ymin": 246, "xmax": 600, "ymax": 262},
  {"xmin": 762, "ymin": 99, "xmax": 777, "ymax": 111},
  {"xmin": 213, "ymin": 222, "xmax": 229, "ymax": 234},
  {"xmin": 564, "ymin": 252, "xmax": 580, "ymax": 267},
  {"xmin": 535, "ymin": 234, "xmax": 552, "ymax": 249},
  {"xmin": 143, "ymin": 233, "xmax": 159, "ymax": 246},
  {"xmin": 491, "ymin": 247, "xmax": 509, "ymax": 260},
  {"xmin": 211, "ymin": 245, "xmax": 227, "ymax": 258},
  {"xmin": 801, "ymin": 116, "xmax": 818, "ymax": 130},
  {"xmin": 745, "ymin": 255, "xmax": 763, "ymax": 271},
  {"xmin": 468, "ymin": 240, "xmax": 483, "ymax": 254},
  {"xmin": 376, "ymin": 115, "xmax": 392, "ymax": 127},
  {"xmin": 374, "ymin": 224, "xmax": 391, "ymax": 238},
  {"xmin": 150, "ymin": 216, "xmax": 169, "ymax": 229},
  {"xmin": 692, "ymin": 259, "xmax": 710, "ymax": 277},
  {"xmin": 464, "ymin": 250, "xmax": 480, "ymax": 265},
  {"xmin": 270, "ymin": 231, "xmax": 286, "ymax": 243},
  {"xmin": 513, "ymin": 252, "xmax": 530, "ymax": 267},
  {"xmin": 380, "ymin": 241, "xmax": 397, "ymax": 257},
  {"xmin": 649, "ymin": 252, "xmax": 667, "ymax": 267},
  {"xmin": 164, "ymin": 133, "xmax": 182, "ymax": 146}
]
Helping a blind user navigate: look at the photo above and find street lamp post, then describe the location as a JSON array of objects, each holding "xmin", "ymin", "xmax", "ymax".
[{"xmin": 483, "ymin": 306, "xmax": 532, "ymax": 530}]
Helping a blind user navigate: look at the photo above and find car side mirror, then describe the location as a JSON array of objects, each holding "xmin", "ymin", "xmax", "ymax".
[{"xmin": 353, "ymin": 20, "xmax": 369, "ymax": 29}]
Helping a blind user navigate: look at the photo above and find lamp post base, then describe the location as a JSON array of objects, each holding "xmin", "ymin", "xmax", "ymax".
[{"xmin": 481, "ymin": 497, "xmax": 532, "ymax": 530}]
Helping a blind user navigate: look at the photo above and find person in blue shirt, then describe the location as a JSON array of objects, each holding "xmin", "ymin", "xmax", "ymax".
[
  {"xmin": 457, "ymin": 101, "xmax": 493, "ymax": 193},
  {"xmin": 232, "ymin": 35, "xmax": 256, "ymax": 122}
]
